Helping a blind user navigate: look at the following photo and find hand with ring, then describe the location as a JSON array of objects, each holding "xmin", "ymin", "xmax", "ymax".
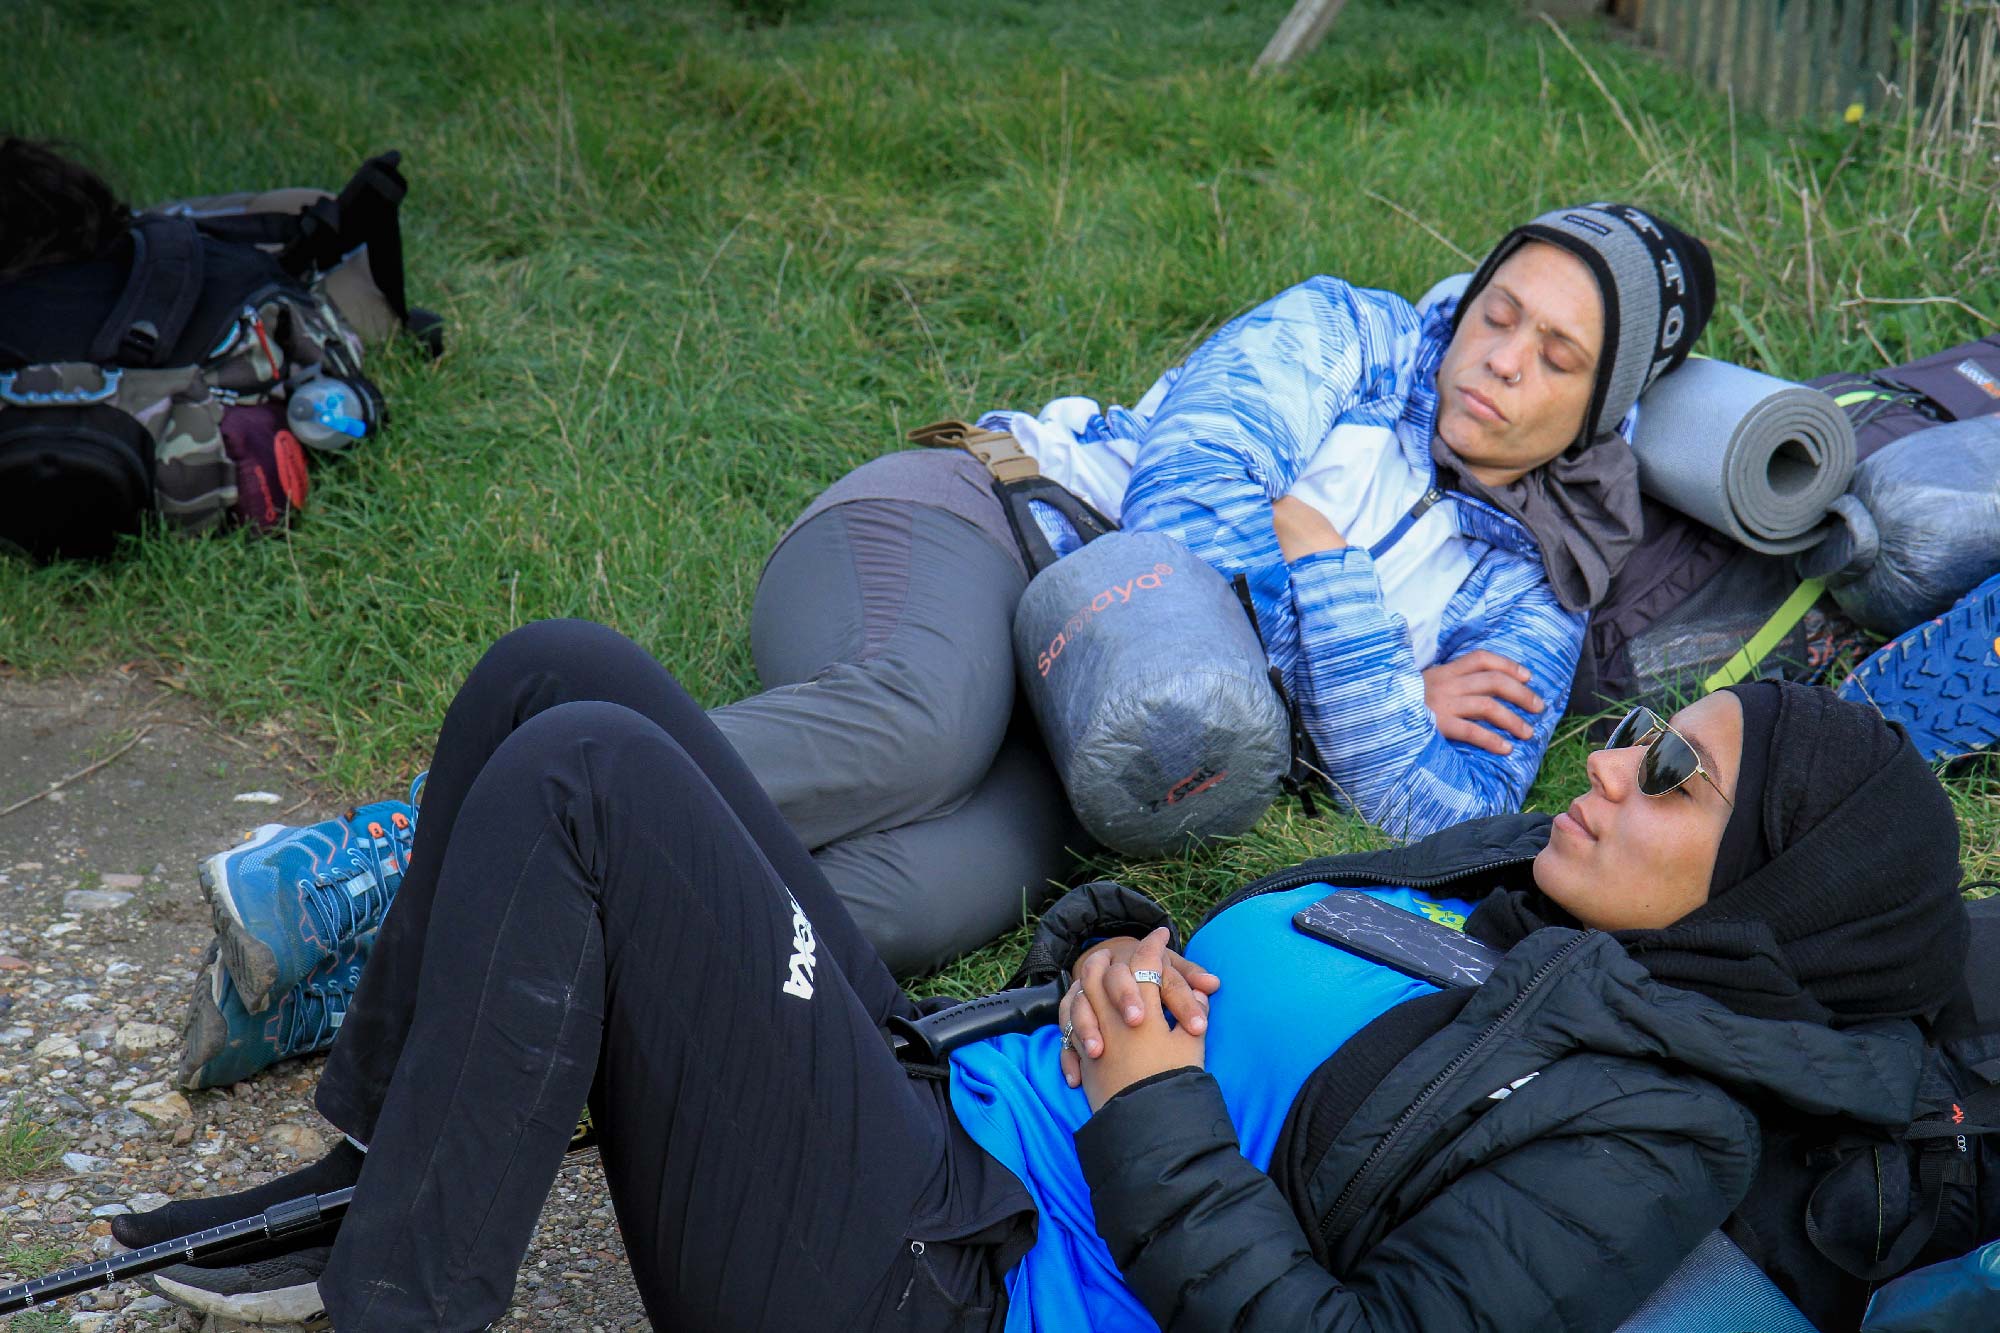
[{"xmin": 1058, "ymin": 926, "xmax": 1220, "ymax": 1100}]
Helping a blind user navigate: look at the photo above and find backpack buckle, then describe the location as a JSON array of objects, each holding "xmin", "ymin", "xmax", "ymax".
[
  {"xmin": 0, "ymin": 367, "xmax": 124, "ymax": 407},
  {"xmin": 118, "ymin": 319, "xmax": 161, "ymax": 362}
]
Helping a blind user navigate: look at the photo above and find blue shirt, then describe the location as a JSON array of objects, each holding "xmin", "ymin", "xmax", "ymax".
[{"xmin": 949, "ymin": 885, "xmax": 1477, "ymax": 1332}]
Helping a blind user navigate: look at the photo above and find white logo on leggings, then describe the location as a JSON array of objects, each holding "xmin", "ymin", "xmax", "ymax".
[{"xmin": 781, "ymin": 889, "xmax": 817, "ymax": 1001}]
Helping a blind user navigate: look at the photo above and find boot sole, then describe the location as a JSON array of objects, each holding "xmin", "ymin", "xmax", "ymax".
[
  {"xmin": 175, "ymin": 949, "xmax": 230, "ymax": 1091},
  {"xmin": 1840, "ymin": 574, "xmax": 2000, "ymax": 761},
  {"xmin": 201, "ymin": 828, "xmax": 288, "ymax": 1014},
  {"xmin": 147, "ymin": 1269, "xmax": 327, "ymax": 1324}
]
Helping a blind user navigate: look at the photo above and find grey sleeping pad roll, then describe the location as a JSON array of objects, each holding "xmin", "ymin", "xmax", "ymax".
[
  {"xmin": 1800, "ymin": 415, "xmax": 2000, "ymax": 635},
  {"xmin": 1014, "ymin": 530, "xmax": 1289, "ymax": 857},
  {"xmin": 1630, "ymin": 358, "xmax": 1856, "ymax": 554}
]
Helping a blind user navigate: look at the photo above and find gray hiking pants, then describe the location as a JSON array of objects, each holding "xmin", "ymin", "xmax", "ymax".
[{"xmin": 710, "ymin": 452, "xmax": 1084, "ymax": 974}]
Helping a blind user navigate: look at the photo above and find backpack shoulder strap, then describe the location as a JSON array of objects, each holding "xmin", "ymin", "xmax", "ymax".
[
  {"xmin": 191, "ymin": 211, "xmax": 310, "ymax": 250},
  {"xmin": 1963, "ymin": 892, "xmax": 2000, "ymax": 1029},
  {"xmin": 88, "ymin": 217, "xmax": 204, "ymax": 367},
  {"xmin": 279, "ymin": 152, "xmax": 412, "ymax": 323}
]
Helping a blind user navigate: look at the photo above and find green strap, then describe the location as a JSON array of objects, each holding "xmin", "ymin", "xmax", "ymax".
[
  {"xmin": 1702, "ymin": 578, "xmax": 1828, "ymax": 692},
  {"xmin": 1832, "ymin": 388, "xmax": 1896, "ymax": 408}
]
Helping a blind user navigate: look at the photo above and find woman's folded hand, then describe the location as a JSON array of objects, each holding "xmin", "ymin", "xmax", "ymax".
[{"xmin": 1059, "ymin": 927, "xmax": 1218, "ymax": 1101}]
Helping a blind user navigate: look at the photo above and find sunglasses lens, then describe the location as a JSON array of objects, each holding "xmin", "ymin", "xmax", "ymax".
[
  {"xmin": 1636, "ymin": 726, "xmax": 1699, "ymax": 796},
  {"xmin": 1606, "ymin": 707, "xmax": 1657, "ymax": 751}
]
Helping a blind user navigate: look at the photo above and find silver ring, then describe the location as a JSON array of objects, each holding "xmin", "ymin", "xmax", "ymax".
[
  {"xmin": 1061, "ymin": 1021, "xmax": 1077, "ymax": 1052},
  {"xmin": 1131, "ymin": 969, "xmax": 1164, "ymax": 986}
]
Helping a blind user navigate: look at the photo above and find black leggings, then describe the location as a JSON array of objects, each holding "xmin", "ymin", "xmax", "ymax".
[{"xmin": 314, "ymin": 621, "xmax": 1030, "ymax": 1331}]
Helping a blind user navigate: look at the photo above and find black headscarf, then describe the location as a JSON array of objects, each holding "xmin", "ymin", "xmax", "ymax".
[{"xmin": 1468, "ymin": 681, "xmax": 1969, "ymax": 1026}]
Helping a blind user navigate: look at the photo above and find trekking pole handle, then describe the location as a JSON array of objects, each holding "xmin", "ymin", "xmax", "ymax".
[{"xmin": 886, "ymin": 979, "xmax": 1064, "ymax": 1064}]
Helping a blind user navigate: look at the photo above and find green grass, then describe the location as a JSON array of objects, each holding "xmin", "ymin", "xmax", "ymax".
[
  {"xmin": 1, "ymin": 0, "xmax": 1995, "ymax": 994},
  {"xmin": 4, "ymin": 1308, "xmax": 72, "ymax": 1333},
  {"xmin": 0, "ymin": 1101, "xmax": 63, "ymax": 1184},
  {"xmin": 0, "ymin": 1243, "xmax": 70, "ymax": 1280}
]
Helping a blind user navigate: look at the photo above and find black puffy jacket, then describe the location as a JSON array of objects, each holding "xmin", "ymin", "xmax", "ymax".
[{"xmin": 1044, "ymin": 815, "xmax": 1930, "ymax": 1332}]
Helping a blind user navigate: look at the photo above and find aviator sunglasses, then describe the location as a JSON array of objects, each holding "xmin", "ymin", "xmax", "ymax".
[{"xmin": 1604, "ymin": 705, "xmax": 1734, "ymax": 807}]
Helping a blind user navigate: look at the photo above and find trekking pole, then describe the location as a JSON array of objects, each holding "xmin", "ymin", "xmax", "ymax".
[
  {"xmin": 0, "ymin": 1186, "xmax": 353, "ymax": 1315},
  {"xmin": 0, "ymin": 1112, "xmax": 601, "ymax": 1315},
  {"xmin": 1, "ymin": 982, "xmax": 1065, "ymax": 1314}
]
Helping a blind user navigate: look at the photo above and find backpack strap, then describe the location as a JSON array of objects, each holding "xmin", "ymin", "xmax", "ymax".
[
  {"xmin": 324, "ymin": 151, "xmax": 410, "ymax": 323},
  {"xmin": 275, "ymin": 152, "xmax": 412, "ymax": 323},
  {"xmin": 995, "ymin": 476, "xmax": 1116, "ymax": 575},
  {"xmin": 190, "ymin": 211, "xmax": 310, "ymax": 250},
  {"xmin": 907, "ymin": 418, "xmax": 1118, "ymax": 575},
  {"xmin": 183, "ymin": 153, "xmax": 412, "ymax": 327},
  {"xmin": 1700, "ymin": 576, "xmax": 1829, "ymax": 691},
  {"xmin": 89, "ymin": 217, "xmax": 204, "ymax": 367}
]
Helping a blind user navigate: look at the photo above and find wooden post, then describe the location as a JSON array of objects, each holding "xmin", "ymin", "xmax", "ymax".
[{"xmin": 1254, "ymin": 0, "xmax": 1352, "ymax": 71}]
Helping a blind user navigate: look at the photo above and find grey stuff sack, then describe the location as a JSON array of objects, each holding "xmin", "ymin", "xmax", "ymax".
[
  {"xmin": 1014, "ymin": 529, "xmax": 1288, "ymax": 857},
  {"xmin": 1805, "ymin": 415, "xmax": 2000, "ymax": 634}
]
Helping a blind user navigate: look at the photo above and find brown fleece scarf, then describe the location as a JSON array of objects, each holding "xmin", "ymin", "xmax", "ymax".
[{"xmin": 1430, "ymin": 433, "xmax": 1644, "ymax": 614}]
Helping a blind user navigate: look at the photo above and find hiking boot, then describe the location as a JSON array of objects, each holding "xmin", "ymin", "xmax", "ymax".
[
  {"xmin": 178, "ymin": 932, "xmax": 373, "ymax": 1091},
  {"xmin": 146, "ymin": 1243, "xmax": 332, "ymax": 1325},
  {"xmin": 204, "ymin": 797, "xmax": 414, "ymax": 1013},
  {"xmin": 1837, "ymin": 570, "xmax": 2000, "ymax": 763}
]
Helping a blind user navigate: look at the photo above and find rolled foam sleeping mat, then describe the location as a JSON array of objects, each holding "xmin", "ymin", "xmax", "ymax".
[
  {"xmin": 1629, "ymin": 357, "xmax": 1856, "ymax": 554},
  {"xmin": 1013, "ymin": 529, "xmax": 1288, "ymax": 857}
]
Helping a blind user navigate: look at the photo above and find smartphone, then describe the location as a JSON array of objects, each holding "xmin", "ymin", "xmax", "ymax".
[{"xmin": 1293, "ymin": 890, "xmax": 1503, "ymax": 990}]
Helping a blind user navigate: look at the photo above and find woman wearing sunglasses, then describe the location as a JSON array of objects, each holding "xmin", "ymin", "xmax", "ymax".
[{"xmin": 121, "ymin": 672, "xmax": 1972, "ymax": 1332}]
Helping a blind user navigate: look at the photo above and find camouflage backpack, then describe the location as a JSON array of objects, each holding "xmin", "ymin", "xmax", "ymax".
[{"xmin": 0, "ymin": 151, "xmax": 438, "ymax": 560}]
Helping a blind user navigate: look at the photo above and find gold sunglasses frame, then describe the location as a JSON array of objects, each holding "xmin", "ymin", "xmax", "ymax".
[{"xmin": 1606, "ymin": 707, "xmax": 1734, "ymax": 808}]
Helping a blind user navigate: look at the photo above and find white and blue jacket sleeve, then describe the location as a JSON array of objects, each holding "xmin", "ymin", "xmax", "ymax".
[{"xmin": 1118, "ymin": 276, "xmax": 1585, "ymax": 839}]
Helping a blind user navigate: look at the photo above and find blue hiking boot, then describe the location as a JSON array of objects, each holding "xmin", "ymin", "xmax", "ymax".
[
  {"xmin": 202, "ymin": 798, "xmax": 414, "ymax": 1014},
  {"xmin": 177, "ymin": 931, "xmax": 373, "ymax": 1091},
  {"xmin": 1837, "ymin": 569, "xmax": 2000, "ymax": 763}
]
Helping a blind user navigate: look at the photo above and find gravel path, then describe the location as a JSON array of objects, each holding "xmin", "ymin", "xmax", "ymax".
[{"xmin": 0, "ymin": 667, "xmax": 646, "ymax": 1331}]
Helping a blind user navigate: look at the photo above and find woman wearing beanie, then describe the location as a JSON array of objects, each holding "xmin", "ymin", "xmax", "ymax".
[
  {"xmin": 117, "ymin": 670, "xmax": 1972, "ymax": 1331},
  {"xmin": 709, "ymin": 200, "xmax": 1723, "ymax": 965}
]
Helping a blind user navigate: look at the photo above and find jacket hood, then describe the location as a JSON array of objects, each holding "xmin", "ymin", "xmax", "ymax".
[
  {"xmin": 1481, "ymin": 927, "xmax": 1928, "ymax": 1125},
  {"xmin": 1303, "ymin": 926, "xmax": 1927, "ymax": 1283}
]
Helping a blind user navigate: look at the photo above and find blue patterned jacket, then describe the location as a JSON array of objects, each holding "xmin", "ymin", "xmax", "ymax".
[{"xmin": 985, "ymin": 276, "xmax": 1585, "ymax": 838}]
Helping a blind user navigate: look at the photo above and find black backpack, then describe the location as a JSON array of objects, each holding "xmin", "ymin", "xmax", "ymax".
[
  {"xmin": 0, "ymin": 152, "xmax": 436, "ymax": 560},
  {"xmin": 1725, "ymin": 891, "xmax": 2000, "ymax": 1331}
]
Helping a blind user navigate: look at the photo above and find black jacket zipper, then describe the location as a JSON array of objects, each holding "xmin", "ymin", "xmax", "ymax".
[{"xmin": 1316, "ymin": 929, "xmax": 1596, "ymax": 1252}]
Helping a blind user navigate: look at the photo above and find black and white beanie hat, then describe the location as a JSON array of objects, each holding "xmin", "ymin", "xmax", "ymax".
[{"xmin": 1453, "ymin": 202, "xmax": 1717, "ymax": 445}]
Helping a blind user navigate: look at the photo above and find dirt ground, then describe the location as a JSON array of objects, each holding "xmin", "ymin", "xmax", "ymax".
[{"xmin": 0, "ymin": 667, "xmax": 643, "ymax": 1331}]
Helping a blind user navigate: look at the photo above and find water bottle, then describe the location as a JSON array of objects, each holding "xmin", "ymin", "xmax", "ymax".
[{"xmin": 285, "ymin": 377, "xmax": 372, "ymax": 452}]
